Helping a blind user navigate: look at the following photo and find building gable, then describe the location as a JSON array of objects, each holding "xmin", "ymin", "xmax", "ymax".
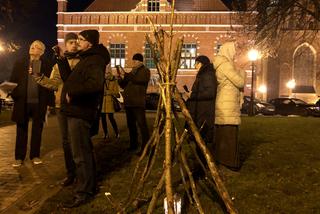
[{"xmin": 85, "ymin": 0, "xmax": 229, "ymax": 12}]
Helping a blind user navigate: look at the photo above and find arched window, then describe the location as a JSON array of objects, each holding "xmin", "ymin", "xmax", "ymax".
[
  {"xmin": 144, "ymin": 43, "xmax": 156, "ymax": 69},
  {"xmin": 293, "ymin": 44, "xmax": 315, "ymax": 90},
  {"xmin": 180, "ymin": 43, "xmax": 197, "ymax": 69},
  {"xmin": 110, "ymin": 43, "xmax": 125, "ymax": 67}
]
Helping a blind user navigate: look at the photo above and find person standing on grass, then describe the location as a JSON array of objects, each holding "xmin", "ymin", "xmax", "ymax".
[
  {"xmin": 10, "ymin": 40, "xmax": 54, "ymax": 167},
  {"xmin": 185, "ymin": 55, "xmax": 217, "ymax": 178},
  {"xmin": 213, "ymin": 42, "xmax": 245, "ymax": 172},
  {"xmin": 101, "ymin": 65, "xmax": 120, "ymax": 141},
  {"xmin": 186, "ymin": 55, "xmax": 217, "ymax": 146},
  {"xmin": 61, "ymin": 29, "xmax": 110, "ymax": 208},
  {"xmin": 33, "ymin": 33, "xmax": 79, "ymax": 187},
  {"xmin": 118, "ymin": 53, "xmax": 150, "ymax": 154}
]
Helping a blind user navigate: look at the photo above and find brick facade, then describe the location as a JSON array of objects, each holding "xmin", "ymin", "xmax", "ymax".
[{"xmin": 57, "ymin": 0, "xmax": 320, "ymax": 103}]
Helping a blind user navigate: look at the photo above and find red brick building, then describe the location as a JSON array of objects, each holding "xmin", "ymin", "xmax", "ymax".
[{"xmin": 57, "ymin": 0, "xmax": 320, "ymax": 103}]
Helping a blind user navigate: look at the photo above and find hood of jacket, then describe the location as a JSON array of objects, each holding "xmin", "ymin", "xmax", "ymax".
[
  {"xmin": 217, "ymin": 42, "xmax": 235, "ymax": 62},
  {"xmin": 79, "ymin": 44, "xmax": 110, "ymax": 65},
  {"xmin": 198, "ymin": 63, "xmax": 215, "ymax": 75}
]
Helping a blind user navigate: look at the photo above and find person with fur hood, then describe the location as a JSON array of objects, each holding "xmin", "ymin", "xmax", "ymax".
[{"xmin": 213, "ymin": 42, "xmax": 245, "ymax": 171}]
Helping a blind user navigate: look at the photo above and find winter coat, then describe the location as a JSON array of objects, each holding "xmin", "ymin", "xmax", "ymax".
[
  {"xmin": 213, "ymin": 42, "xmax": 245, "ymax": 125},
  {"xmin": 118, "ymin": 63, "xmax": 150, "ymax": 108},
  {"xmin": 101, "ymin": 74, "xmax": 120, "ymax": 113},
  {"xmin": 62, "ymin": 44, "xmax": 110, "ymax": 122},
  {"xmin": 34, "ymin": 56, "xmax": 79, "ymax": 108},
  {"xmin": 10, "ymin": 56, "xmax": 54, "ymax": 123},
  {"xmin": 187, "ymin": 63, "xmax": 217, "ymax": 130}
]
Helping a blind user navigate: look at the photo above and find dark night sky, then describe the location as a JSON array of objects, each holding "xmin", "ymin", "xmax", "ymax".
[
  {"xmin": 0, "ymin": 0, "xmax": 94, "ymax": 81},
  {"xmin": 19, "ymin": 0, "xmax": 94, "ymax": 52}
]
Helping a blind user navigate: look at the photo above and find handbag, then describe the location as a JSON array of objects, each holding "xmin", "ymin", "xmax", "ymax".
[{"xmin": 112, "ymin": 96, "xmax": 121, "ymax": 112}]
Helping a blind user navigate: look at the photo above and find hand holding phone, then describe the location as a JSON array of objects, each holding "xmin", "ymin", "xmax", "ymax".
[{"xmin": 52, "ymin": 45, "xmax": 62, "ymax": 58}]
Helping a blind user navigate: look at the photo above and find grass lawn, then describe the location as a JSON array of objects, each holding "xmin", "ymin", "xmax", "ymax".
[{"xmin": 36, "ymin": 116, "xmax": 320, "ymax": 214}]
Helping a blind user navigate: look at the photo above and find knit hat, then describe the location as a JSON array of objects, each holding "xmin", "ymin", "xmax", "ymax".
[
  {"xmin": 195, "ymin": 55, "xmax": 210, "ymax": 65},
  {"xmin": 79, "ymin": 29, "xmax": 99, "ymax": 45},
  {"xmin": 64, "ymin": 33, "xmax": 77, "ymax": 43},
  {"xmin": 132, "ymin": 53, "xmax": 144, "ymax": 62}
]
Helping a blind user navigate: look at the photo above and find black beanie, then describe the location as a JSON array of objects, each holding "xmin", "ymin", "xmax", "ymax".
[
  {"xmin": 132, "ymin": 53, "xmax": 144, "ymax": 62},
  {"xmin": 64, "ymin": 33, "xmax": 77, "ymax": 43},
  {"xmin": 195, "ymin": 55, "xmax": 210, "ymax": 65},
  {"xmin": 79, "ymin": 29, "xmax": 99, "ymax": 45}
]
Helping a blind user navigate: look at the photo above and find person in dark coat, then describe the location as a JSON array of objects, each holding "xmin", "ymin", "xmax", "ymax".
[
  {"xmin": 118, "ymin": 53, "xmax": 150, "ymax": 154},
  {"xmin": 187, "ymin": 55, "xmax": 217, "ymax": 145},
  {"xmin": 61, "ymin": 30, "xmax": 110, "ymax": 208},
  {"xmin": 186, "ymin": 55, "xmax": 217, "ymax": 179},
  {"xmin": 34, "ymin": 33, "xmax": 80, "ymax": 187},
  {"xmin": 10, "ymin": 40, "xmax": 54, "ymax": 167}
]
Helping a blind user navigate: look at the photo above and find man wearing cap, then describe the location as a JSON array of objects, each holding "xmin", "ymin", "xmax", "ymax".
[
  {"xmin": 118, "ymin": 53, "xmax": 150, "ymax": 154},
  {"xmin": 61, "ymin": 29, "xmax": 110, "ymax": 208},
  {"xmin": 10, "ymin": 40, "xmax": 54, "ymax": 167},
  {"xmin": 33, "ymin": 33, "xmax": 79, "ymax": 187}
]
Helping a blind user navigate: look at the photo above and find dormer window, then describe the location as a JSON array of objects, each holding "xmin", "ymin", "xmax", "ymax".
[{"xmin": 148, "ymin": 0, "xmax": 160, "ymax": 12}]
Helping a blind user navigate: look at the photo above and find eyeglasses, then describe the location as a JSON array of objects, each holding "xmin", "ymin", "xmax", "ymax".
[{"xmin": 77, "ymin": 37, "xmax": 87, "ymax": 42}]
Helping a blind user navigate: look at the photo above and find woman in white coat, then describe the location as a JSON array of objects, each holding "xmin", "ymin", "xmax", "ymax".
[{"xmin": 213, "ymin": 42, "xmax": 245, "ymax": 171}]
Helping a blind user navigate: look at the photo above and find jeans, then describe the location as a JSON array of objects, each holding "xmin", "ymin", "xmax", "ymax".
[
  {"xmin": 56, "ymin": 110, "xmax": 76, "ymax": 178},
  {"xmin": 125, "ymin": 107, "xmax": 149, "ymax": 150},
  {"xmin": 68, "ymin": 117, "xmax": 96, "ymax": 197},
  {"xmin": 101, "ymin": 113, "xmax": 119, "ymax": 136},
  {"xmin": 15, "ymin": 103, "xmax": 44, "ymax": 160}
]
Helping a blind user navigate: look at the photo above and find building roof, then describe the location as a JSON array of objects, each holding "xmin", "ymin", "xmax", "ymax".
[
  {"xmin": 86, "ymin": 0, "xmax": 140, "ymax": 12},
  {"xmin": 85, "ymin": 0, "xmax": 229, "ymax": 12}
]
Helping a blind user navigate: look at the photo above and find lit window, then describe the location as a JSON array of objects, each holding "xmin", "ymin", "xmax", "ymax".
[
  {"xmin": 145, "ymin": 43, "xmax": 156, "ymax": 68},
  {"xmin": 180, "ymin": 44, "xmax": 197, "ymax": 69},
  {"xmin": 148, "ymin": 0, "xmax": 160, "ymax": 12},
  {"xmin": 110, "ymin": 44, "xmax": 125, "ymax": 67}
]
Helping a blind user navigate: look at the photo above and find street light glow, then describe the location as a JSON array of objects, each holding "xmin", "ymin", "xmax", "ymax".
[
  {"xmin": 248, "ymin": 49, "xmax": 259, "ymax": 61},
  {"xmin": 286, "ymin": 79, "xmax": 296, "ymax": 89},
  {"xmin": 0, "ymin": 44, "xmax": 4, "ymax": 52},
  {"xmin": 258, "ymin": 85, "xmax": 267, "ymax": 93}
]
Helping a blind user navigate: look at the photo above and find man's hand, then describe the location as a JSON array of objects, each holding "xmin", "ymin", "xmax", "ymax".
[
  {"xmin": 115, "ymin": 65, "xmax": 125, "ymax": 79},
  {"xmin": 52, "ymin": 45, "xmax": 64, "ymax": 59}
]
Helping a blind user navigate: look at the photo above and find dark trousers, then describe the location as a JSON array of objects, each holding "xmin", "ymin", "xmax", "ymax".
[
  {"xmin": 68, "ymin": 117, "xmax": 96, "ymax": 198},
  {"xmin": 101, "ymin": 113, "xmax": 119, "ymax": 136},
  {"xmin": 56, "ymin": 110, "xmax": 76, "ymax": 178},
  {"xmin": 214, "ymin": 125, "xmax": 240, "ymax": 169},
  {"xmin": 125, "ymin": 107, "xmax": 149, "ymax": 149},
  {"xmin": 15, "ymin": 103, "xmax": 44, "ymax": 160}
]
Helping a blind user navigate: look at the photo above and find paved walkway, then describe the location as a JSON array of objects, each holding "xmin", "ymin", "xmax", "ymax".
[
  {"xmin": 0, "ymin": 112, "xmax": 156, "ymax": 213},
  {"xmin": 0, "ymin": 116, "xmax": 66, "ymax": 214}
]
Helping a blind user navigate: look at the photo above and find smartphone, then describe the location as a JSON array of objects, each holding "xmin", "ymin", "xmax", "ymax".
[{"xmin": 183, "ymin": 85, "xmax": 189, "ymax": 93}]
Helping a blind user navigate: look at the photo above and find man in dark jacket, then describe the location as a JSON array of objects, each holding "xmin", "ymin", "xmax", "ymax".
[
  {"xmin": 118, "ymin": 53, "xmax": 150, "ymax": 153},
  {"xmin": 10, "ymin": 40, "xmax": 54, "ymax": 167},
  {"xmin": 61, "ymin": 30, "xmax": 110, "ymax": 208}
]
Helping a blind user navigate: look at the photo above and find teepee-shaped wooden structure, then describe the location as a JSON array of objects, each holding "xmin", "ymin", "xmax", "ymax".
[{"xmin": 107, "ymin": 1, "xmax": 238, "ymax": 213}]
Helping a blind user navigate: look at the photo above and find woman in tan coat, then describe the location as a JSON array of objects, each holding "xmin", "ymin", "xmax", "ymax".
[
  {"xmin": 101, "ymin": 69, "xmax": 120, "ymax": 140},
  {"xmin": 213, "ymin": 42, "xmax": 245, "ymax": 171}
]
